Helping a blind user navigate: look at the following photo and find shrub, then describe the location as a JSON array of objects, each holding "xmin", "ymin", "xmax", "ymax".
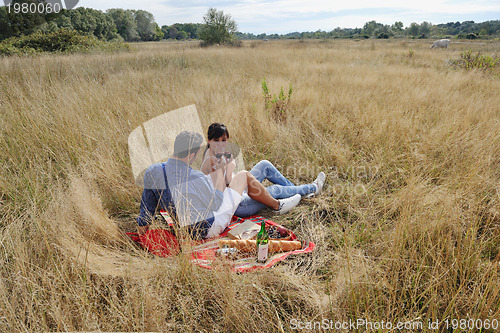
[
  {"xmin": 227, "ymin": 39, "xmax": 243, "ymax": 47},
  {"xmin": 450, "ymin": 49, "xmax": 499, "ymax": 72},
  {"xmin": 466, "ymin": 33, "xmax": 478, "ymax": 39},
  {"xmin": 0, "ymin": 29, "xmax": 128, "ymax": 56}
]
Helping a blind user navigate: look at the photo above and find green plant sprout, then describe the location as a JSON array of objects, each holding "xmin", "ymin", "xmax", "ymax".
[{"xmin": 261, "ymin": 77, "xmax": 293, "ymax": 122}]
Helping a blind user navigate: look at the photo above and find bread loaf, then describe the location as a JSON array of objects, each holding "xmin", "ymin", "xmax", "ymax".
[{"xmin": 218, "ymin": 239, "xmax": 302, "ymax": 253}]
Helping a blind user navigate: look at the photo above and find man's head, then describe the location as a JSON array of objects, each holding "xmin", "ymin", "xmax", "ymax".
[{"xmin": 173, "ymin": 131, "xmax": 203, "ymax": 162}]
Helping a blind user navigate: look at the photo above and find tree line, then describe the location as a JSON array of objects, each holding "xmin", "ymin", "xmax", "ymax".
[
  {"xmin": 0, "ymin": 1, "xmax": 164, "ymax": 41},
  {"xmin": 236, "ymin": 20, "xmax": 500, "ymax": 40},
  {"xmin": 1, "ymin": 1, "xmax": 499, "ymax": 42},
  {"xmin": 155, "ymin": 20, "xmax": 500, "ymax": 41}
]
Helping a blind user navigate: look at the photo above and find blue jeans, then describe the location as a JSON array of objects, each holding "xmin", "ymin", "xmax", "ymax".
[{"xmin": 234, "ymin": 160, "xmax": 316, "ymax": 217}]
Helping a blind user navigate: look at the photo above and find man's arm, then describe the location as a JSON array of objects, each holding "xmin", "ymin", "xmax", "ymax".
[{"xmin": 137, "ymin": 188, "xmax": 158, "ymax": 236}]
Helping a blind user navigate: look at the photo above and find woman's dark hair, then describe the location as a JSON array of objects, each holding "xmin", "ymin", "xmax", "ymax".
[
  {"xmin": 203, "ymin": 123, "xmax": 230, "ymax": 158},
  {"xmin": 207, "ymin": 122, "xmax": 229, "ymax": 141}
]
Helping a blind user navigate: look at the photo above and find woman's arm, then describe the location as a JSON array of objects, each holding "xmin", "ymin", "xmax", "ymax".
[
  {"xmin": 201, "ymin": 155, "xmax": 215, "ymax": 175},
  {"xmin": 201, "ymin": 149, "xmax": 220, "ymax": 175},
  {"xmin": 225, "ymin": 159, "xmax": 236, "ymax": 185}
]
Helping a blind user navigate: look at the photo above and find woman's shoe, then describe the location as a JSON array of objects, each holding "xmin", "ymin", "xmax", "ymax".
[
  {"xmin": 305, "ymin": 172, "xmax": 326, "ymax": 198},
  {"xmin": 277, "ymin": 194, "xmax": 301, "ymax": 215}
]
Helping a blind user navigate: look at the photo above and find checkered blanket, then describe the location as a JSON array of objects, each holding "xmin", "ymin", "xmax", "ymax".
[{"xmin": 127, "ymin": 215, "xmax": 315, "ymax": 273}]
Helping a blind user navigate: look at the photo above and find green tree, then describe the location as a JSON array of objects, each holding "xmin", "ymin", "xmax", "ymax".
[
  {"xmin": 0, "ymin": 6, "xmax": 14, "ymax": 40},
  {"xmin": 64, "ymin": 8, "xmax": 95, "ymax": 36},
  {"xmin": 362, "ymin": 20, "xmax": 383, "ymax": 36},
  {"xmin": 407, "ymin": 22, "xmax": 420, "ymax": 36},
  {"xmin": 152, "ymin": 22, "xmax": 163, "ymax": 41},
  {"xmin": 133, "ymin": 9, "xmax": 156, "ymax": 41},
  {"xmin": 108, "ymin": 8, "xmax": 139, "ymax": 41},
  {"xmin": 199, "ymin": 8, "xmax": 237, "ymax": 45},
  {"xmin": 56, "ymin": 14, "xmax": 73, "ymax": 29},
  {"xmin": 36, "ymin": 7, "xmax": 120, "ymax": 41},
  {"xmin": 161, "ymin": 25, "xmax": 169, "ymax": 39},
  {"xmin": 59, "ymin": 7, "xmax": 116, "ymax": 40},
  {"xmin": 93, "ymin": 11, "xmax": 119, "ymax": 40},
  {"xmin": 392, "ymin": 21, "xmax": 403, "ymax": 32},
  {"xmin": 177, "ymin": 30, "xmax": 188, "ymax": 40},
  {"xmin": 420, "ymin": 21, "xmax": 432, "ymax": 38},
  {"xmin": 166, "ymin": 26, "xmax": 178, "ymax": 39},
  {"xmin": 373, "ymin": 24, "xmax": 393, "ymax": 38},
  {"xmin": 178, "ymin": 23, "xmax": 202, "ymax": 39},
  {"xmin": 4, "ymin": 0, "xmax": 47, "ymax": 37}
]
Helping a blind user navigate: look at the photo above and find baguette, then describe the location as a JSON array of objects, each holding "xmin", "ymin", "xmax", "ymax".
[{"xmin": 218, "ymin": 239, "xmax": 302, "ymax": 253}]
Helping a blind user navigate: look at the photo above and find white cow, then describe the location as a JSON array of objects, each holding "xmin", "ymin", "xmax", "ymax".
[{"xmin": 430, "ymin": 39, "xmax": 450, "ymax": 49}]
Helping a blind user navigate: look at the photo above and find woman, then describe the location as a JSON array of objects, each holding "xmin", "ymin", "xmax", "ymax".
[{"xmin": 201, "ymin": 123, "xmax": 326, "ymax": 217}]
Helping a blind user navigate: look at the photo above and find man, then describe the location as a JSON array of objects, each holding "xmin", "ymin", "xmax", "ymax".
[{"xmin": 137, "ymin": 131, "xmax": 301, "ymax": 238}]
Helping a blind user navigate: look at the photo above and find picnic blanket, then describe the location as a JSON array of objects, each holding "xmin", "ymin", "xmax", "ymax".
[{"xmin": 127, "ymin": 215, "xmax": 315, "ymax": 273}]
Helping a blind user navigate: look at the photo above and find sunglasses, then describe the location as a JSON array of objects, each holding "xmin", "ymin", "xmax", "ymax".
[{"xmin": 215, "ymin": 152, "xmax": 232, "ymax": 159}]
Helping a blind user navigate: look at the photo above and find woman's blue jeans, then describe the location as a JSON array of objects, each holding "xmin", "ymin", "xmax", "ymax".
[{"xmin": 234, "ymin": 160, "xmax": 316, "ymax": 217}]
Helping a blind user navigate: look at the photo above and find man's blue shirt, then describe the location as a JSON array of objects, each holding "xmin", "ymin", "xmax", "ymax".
[{"xmin": 137, "ymin": 158, "xmax": 223, "ymax": 228}]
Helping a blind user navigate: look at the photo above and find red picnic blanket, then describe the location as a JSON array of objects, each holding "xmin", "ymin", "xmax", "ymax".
[{"xmin": 127, "ymin": 215, "xmax": 315, "ymax": 273}]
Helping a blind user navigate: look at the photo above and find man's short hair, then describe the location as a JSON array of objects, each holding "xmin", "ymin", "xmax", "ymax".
[{"xmin": 174, "ymin": 131, "xmax": 203, "ymax": 158}]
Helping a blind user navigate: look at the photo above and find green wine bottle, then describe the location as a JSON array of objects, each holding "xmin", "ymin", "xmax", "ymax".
[{"xmin": 256, "ymin": 221, "xmax": 269, "ymax": 263}]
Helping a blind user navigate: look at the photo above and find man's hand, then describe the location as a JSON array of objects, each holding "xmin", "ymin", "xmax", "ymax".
[{"xmin": 137, "ymin": 224, "xmax": 149, "ymax": 236}]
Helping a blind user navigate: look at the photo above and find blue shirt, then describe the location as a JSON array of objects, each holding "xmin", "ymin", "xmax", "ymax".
[{"xmin": 137, "ymin": 158, "xmax": 223, "ymax": 230}]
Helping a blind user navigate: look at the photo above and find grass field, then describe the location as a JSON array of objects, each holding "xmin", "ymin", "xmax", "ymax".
[{"xmin": 0, "ymin": 38, "xmax": 499, "ymax": 331}]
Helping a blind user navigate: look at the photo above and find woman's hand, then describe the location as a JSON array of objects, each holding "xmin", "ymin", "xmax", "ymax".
[{"xmin": 214, "ymin": 153, "xmax": 233, "ymax": 168}]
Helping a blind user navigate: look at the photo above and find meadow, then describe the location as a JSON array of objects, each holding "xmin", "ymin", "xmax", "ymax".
[{"xmin": 0, "ymin": 38, "xmax": 499, "ymax": 331}]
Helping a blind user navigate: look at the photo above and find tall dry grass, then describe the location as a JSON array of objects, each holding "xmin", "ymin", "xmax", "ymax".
[{"xmin": 0, "ymin": 39, "xmax": 499, "ymax": 331}]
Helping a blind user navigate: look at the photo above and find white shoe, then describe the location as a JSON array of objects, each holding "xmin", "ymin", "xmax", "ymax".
[
  {"xmin": 305, "ymin": 172, "xmax": 326, "ymax": 198},
  {"xmin": 276, "ymin": 194, "xmax": 301, "ymax": 215}
]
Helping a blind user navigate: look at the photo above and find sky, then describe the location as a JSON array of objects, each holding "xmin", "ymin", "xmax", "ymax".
[{"xmin": 80, "ymin": 0, "xmax": 500, "ymax": 34}]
